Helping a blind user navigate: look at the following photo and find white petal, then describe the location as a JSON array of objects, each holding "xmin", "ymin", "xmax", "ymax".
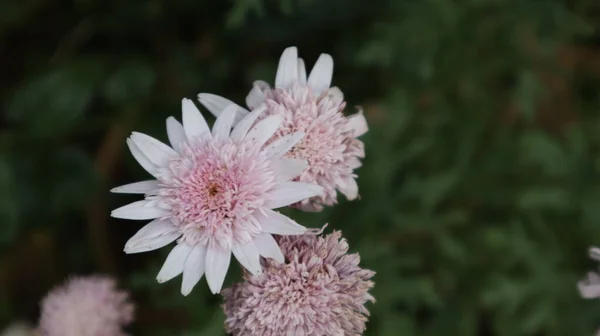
[
  {"xmin": 244, "ymin": 115, "xmax": 282, "ymax": 148},
  {"xmin": 197, "ymin": 93, "xmax": 249, "ymax": 124},
  {"xmin": 181, "ymin": 244, "xmax": 208, "ymax": 296},
  {"xmin": 232, "ymin": 241, "xmax": 262, "ymax": 276},
  {"xmin": 263, "ymin": 132, "xmax": 304, "ymax": 158},
  {"xmin": 205, "ymin": 248, "xmax": 231, "ymax": 294},
  {"xmin": 307, "ymin": 53, "xmax": 334, "ymax": 94},
  {"xmin": 272, "ymin": 158, "xmax": 307, "ymax": 181},
  {"xmin": 124, "ymin": 232, "xmax": 180, "ymax": 254},
  {"xmin": 337, "ymin": 176, "xmax": 359, "ymax": 200},
  {"xmin": 166, "ymin": 117, "xmax": 186, "ymax": 152},
  {"xmin": 157, "ymin": 244, "xmax": 194, "ymax": 283},
  {"xmin": 254, "ymin": 233, "xmax": 284, "ymax": 263},
  {"xmin": 246, "ymin": 84, "xmax": 266, "ymax": 110},
  {"xmin": 126, "ymin": 138, "xmax": 158, "ymax": 176},
  {"xmin": 230, "ymin": 106, "xmax": 266, "ymax": 142},
  {"xmin": 346, "ymin": 111, "xmax": 368, "ymax": 137},
  {"xmin": 111, "ymin": 200, "xmax": 168, "ymax": 220},
  {"xmin": 129, "ymin": 132, "xmax": 177, "ymax": 167},
  {"xmin": 264, "ymin": 181, "xmax": 324, "ymax": 209},
  {"xmin": 111, "ymin": 180, "xmax": 159, "ymax": 194},
  {"xmin": 254, "ymin": 80, "xmax": 271, "ymax": 91},
  {"xmin": 298, "ymin": 58, "xmax": 307, "ymax": 85},
  {"xmin": 182, "ymin": 98, "xmax": 210, "ymax": 139},
  {"xmin": 124, "ymin": 219, "xmax": 178, "ymax": 252},
  {"xmin": 275, "ymin": 47, "xmax": 298, "ymax": 89},
  {"xmin": 212, "ymin": 105, "xmax": 237, "ymax": 141},
  {"xmin": 255, "ymin": 208, "xmax": 306, "ymax": 235}
]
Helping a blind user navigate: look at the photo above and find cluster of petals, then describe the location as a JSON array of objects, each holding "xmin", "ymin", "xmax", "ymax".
[
  {"xmin": 38, "ymin": 276, "xmax": 134, "ymax": 336},
  {"xmin": 222, "ymin": 229, "xmax": 375, "ymax": 336},
  {"xmin": 198, "ymin": 46, "xmax": 368, "ymax": 211},
  {"xmin": 111, "ymin": 100, "xmax": 323, "ymax": 295}
]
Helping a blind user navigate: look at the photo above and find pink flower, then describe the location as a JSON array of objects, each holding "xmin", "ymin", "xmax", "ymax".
[
  {"xmin": 111, "ymin": 101, "xmax": 323, "ymax": 295},
  {"xmin": 38, "ymin": 276, "xmax": 134, "ymax": 336},
  {"xmin": 221, "ymin": 229, "xmax": 375, "ymax": 336},
  {"xmin": 198, "ymin": 46, "xmax": 368, "ymax": 211}
]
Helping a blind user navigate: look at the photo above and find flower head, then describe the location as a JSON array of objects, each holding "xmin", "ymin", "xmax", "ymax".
[
  {"xmin": 38, "ymin": 276, "xmax": 134, "ymax": 336},
  {"xmin": 198, "ymin": 46, "xmax": 368, "ymax": 211},
  {"xmin": 221, "ymin": 229, "xmax": 375, "ymax": 336},
  {"xmin": 111, "ymin": 101, "xmax": 323, "ymax": 295}
]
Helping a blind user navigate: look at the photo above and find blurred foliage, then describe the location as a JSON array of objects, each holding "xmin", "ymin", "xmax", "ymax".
[{"xmin": 2, "ymin": 0, "xmax": 600, "ymax": 335}]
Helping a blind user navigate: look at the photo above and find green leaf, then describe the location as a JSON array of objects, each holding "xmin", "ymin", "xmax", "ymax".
[
  {"xmin": 6, "ymin": 59, "xmax": 105, "ymax": 137},
  {"xmin": 103, "ymin": 59, "xmax": 156, "ymax": 105}
]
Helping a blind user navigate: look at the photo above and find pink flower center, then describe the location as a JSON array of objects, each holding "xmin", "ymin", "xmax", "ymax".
[
  {"xmin": 158, "ymin": 137, "xmax": 276, "ymax": 247},
  {"xmin": 265, "ymin": 86, "xmax": 348, "ymax": 174}
]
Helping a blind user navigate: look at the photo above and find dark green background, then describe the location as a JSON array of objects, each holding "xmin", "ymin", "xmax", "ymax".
[{"xmin": 2, "ymin": 0, "xmax": 600, "ymax": 335}]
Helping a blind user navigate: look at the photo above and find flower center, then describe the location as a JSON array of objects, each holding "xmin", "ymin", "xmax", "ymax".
[{"xmin": 158, "ymin": 138, "xmax": 277, "ymax": 246}]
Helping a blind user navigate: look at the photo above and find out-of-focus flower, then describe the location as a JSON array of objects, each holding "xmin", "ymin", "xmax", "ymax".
[
  {"xmin": 198, "ymin": 46, "xmax": 368, "ymax": 212},
  {"xmin": 38, "ymin": 276, "xmax": 134, "ymax": 336},
  {"xmin": 111, "ymin": 101, "xmax": 323, "ymax": 295},
  {"xmin": 222, "ymin": 229, "xmax": 375, "ymax": 336},
  {"xmin": 579, "ymin": 247, "xmax": 600, "ymax": 299},
  {"xmin": 0, "ymin": 322, "xmax": 37, "ymax": 336}
]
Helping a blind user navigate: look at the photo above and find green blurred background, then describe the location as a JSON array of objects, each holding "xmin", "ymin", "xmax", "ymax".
[{"xmin": 2, "ymin": 0, "xmax": 600, "ymax": 335}]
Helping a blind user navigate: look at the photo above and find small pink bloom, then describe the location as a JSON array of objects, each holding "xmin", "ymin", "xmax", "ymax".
[
  {"xmin": 111, "ymin": 101, "xmax": 323, "ymax": 295},
  {"xmin": 221, "ymin": 229, "xmax": 375, "ymax": 336},
  {"xmin": 198, "ymin": 46, "xmax": 368, "ymax": 212},
  {"xmin": 38, "ymin": 276, "xmax": 134, "ymax": 336}
]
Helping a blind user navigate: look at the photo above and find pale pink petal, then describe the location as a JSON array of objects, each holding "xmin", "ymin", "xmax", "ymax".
[
  {"xmin": 130, "ymin": 132, "xmax": 177, "ymax": 167},
  {"xmin": 230, "ymin": 106, "xmax": 266, "ymax": 142},
  {"xmin": 307, "ymin": 53, "xmax": 333, "ymax": 93},
  {"xmin": 271, "ymin": 158, "xmax": 307, "ymax": 181},
  {"xmin": 275, "ymin": 47, "xmax": 298, "ymax": 89},
  {"xmin": 124, "ymin": 231, "xmax": 180, "ymax": 254},
  {"xmin": 205, "ymin": 248, "xmax": 231, "ymax": 294},
  {"xmin": 326, "ymin": 86, "xmax": 344, "ymax": 105},
  {"xmin": 254, "ymin": 233, "xmax": 284, "ymax": 263},
  {"xmin": 346, "ymin": 111, "xmax": 368, "ymax": 137},
  {"xmin": 111, "ymin": 180, "xmax": 158, "ymax": 194},
  {"xmin": 157, "ymin": 244, "xmax": 193, "ymax": 283},
  {"xmin": 254, "ymin": 209, "xmax": 306, "ymax": 235},
  {"xmin": 579, "ymin": 276, "xmax": 600, "ymax": 299},
  {"xmin": 244, "ymin": 115, "xmax": 282, "ymax": 148},
  {"xmin": 166, "ymin": 117, "xmax": 186, "ymax": 152},
  {"xmin": 197, "ymin": 93, "xmax": 249, "ymax": 123},
  {"xmin": 246, "ymin": 84, "xmax": 266, "ymax": 109},
  {"xmin": 253, "ymin": 80, "xmax": 270, "ymax": 91},
  {"xmin": 336, "ymin": 176, "xmax": 359, "ymax": 200},
  {"xmin": 111, "ymin": 200, "xmax": 168, "ymax": 220},
  {"xmin": 263, "ymin": 132, "xmax": 305, "ymax": 158},
  {"xmin": 182, "ymin": 98, "xmax": 210, "ymax": 139},
  {"xmin": 212, "ymin": 105, "xmax": 237, "ymax": 141},
  {"xmin": 126, "ymin": 138, "xmax": 158, "ymax": 176},
  {"xmin": 298, "ymin": 58, "xmax": 307, "ymax": 85},
  {"xmin": 590, "ymin": 247, "xmax": 600, "ymax": 261},
  {"xmin": 181, "ymin": 244, "xmax": 208, "ymax": 296},
  {"xmin": 265, "ymin": 182, "xmax": 324, "ymax": 209},
  {"xmin": 124, "ymin": 219, "xmax": 179, "ymax": 253},
  {"xmin": 232, "ymin": 240, "xmax": 262, "ymax": 276}
]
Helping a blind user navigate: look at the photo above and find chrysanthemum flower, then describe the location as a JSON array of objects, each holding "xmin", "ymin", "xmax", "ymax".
[
  {"xmin": 221, "ymin": 229, "xmax": 375, "ymax": 336},
  {"xmin": 111, "ymin": 100, "xmax": 323, "ymax": 295},
  {"xmin": 198, "ymin": 46, "xmax": 368, "ymax": 211},
  {"xmin": 38, "ymin": 276, "xmax": 134, "ymax": 336},
  {"xmin": 578, "ymin": 247, "xmax": 600, "ymax": 299}
]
